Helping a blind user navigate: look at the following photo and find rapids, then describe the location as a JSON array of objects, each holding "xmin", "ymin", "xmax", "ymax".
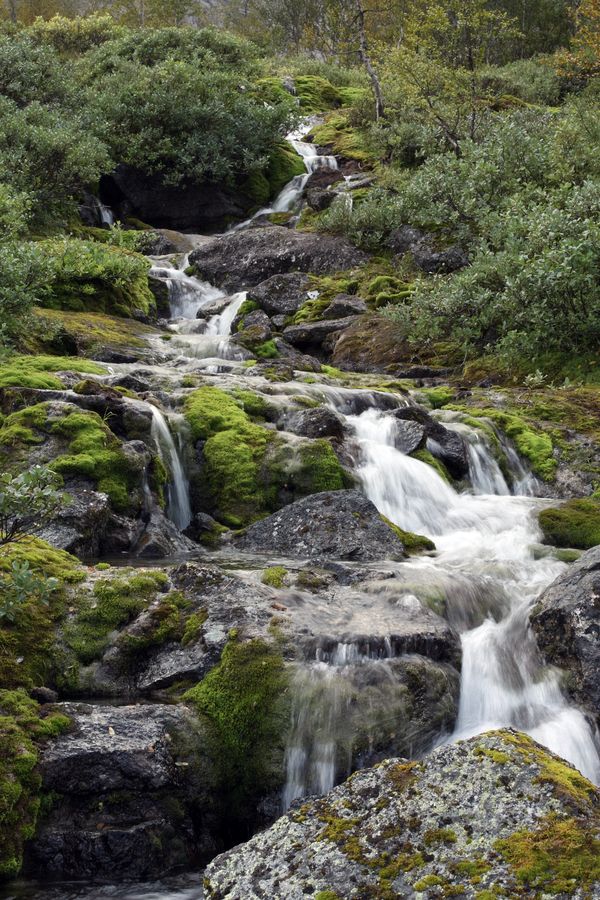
[{"xmin": 19, "ymin": 122, "xmax": 599, "ymax": 899}]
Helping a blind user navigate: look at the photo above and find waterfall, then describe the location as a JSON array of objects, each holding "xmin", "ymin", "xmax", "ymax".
[
  {"xmin": 150, "ymin": 258, "xmax": 226, "ymax": 319},
  {"xmin": 341, "ymin": 404, "xmax": 600, "ymax": 783},
  {"xmin": 149, "ymin": 406, "xmax": 192, "ymax": 531}
]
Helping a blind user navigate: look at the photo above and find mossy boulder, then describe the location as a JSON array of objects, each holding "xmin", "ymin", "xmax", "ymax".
[
  {"xmin": 539, "ymin": 498, "xmax": 600, "ymax": 550},
  {"xmin": 204, "ymin": 730, "xmax": 600, "ymax": 899}
]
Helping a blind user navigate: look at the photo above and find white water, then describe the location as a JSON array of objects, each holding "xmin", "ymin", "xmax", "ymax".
[
  {"xmin": 149, "ymin": 406, "xmax": 192, "ymax": 531},
  {"xmin": 231, "ymin": 122, "xmax": 338, "ymax": 229},
  {"xmin": 347, "ymin": 406, "xmax": 600, "ymax": 782}
]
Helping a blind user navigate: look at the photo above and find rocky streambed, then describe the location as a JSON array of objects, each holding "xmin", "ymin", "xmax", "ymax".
[{"xmin": 2, "ymin": 124, "xmax": 600, "ymax": 898}]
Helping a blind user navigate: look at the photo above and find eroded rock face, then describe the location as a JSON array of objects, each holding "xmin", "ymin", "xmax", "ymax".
[
  {"xmin": 189, "ymin": 227, "xmax": 368, "ymax": 293},
  {"xmin": 530, "ymin": 546, "xmax": 600, "ymax": 724},
  {"xmin": 235, "ymin": 490, "xmax": 406, "ymax": 560},
  {"xmin": 204, "ymin": 729, "xmax": 600, "ymax": 900},
  {"xmin": 25, "ymin": 703, "xmax": 219, "ymax": 881}
]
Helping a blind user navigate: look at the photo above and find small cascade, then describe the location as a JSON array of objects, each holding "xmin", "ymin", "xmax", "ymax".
[
  {"xmin": 150, "ymin": 258, "xmax": 226, "ymax": 319},
  {"xmin": 149, "ymin": 406, "xmax": 192, "ymax": 531},
  {"xmin": 231, "ymin": 122, "xmax": 339, "ymax": 229},
  {"xmin": 338, "ymin": 402, "xmax": 600, "ymax": 783},
  {"xmin": 282, "ymin": 642, "xmax": 421, "ymax": 810}
]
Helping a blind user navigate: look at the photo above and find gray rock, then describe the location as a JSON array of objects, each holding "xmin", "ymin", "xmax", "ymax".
[
  {"xmin": 272, "ymin": 338, "xmax": 322, "ymax": 372},
  {"xmin": 393, "ymin": 417, "xmax": 426, "ymax": 454},
  {"xmin": 195, "ymin": 295, "xmax": 232, "ymax": 319},
  {"xmin": 38, "ymin": 489, "xmax": 111, "ymax": 558},
  {"xmin": 323, "ymin": 293, "xmax": 367, "ymax": 319},
  {"xmin": 133, "ymin": 507, "xmax": 197, "ymax": 559},
  {"xmin": 394, "ymin": 406, "xmax": 469, "ymax": 478},
  {"xmin": 306, "ymin": 186, "xmax": 336, "ymax": 211},
  {"xmin": 530, "ymin": 545, "xmax": 600, "ymax": 724},
  {"xmin": 189, "ymin": 227, "xmax": 368, "ymax": 293},
  {"xmin": 26, "ymin": 702, "xmax": 219, "ymax": 881},
  {"xmin": 237, "ymin": 308, "xmax": 272, "ymax": 333},
  {"xmin": 248, "ymin": 273, "xmax": 311, "ymax": 317},
  {"xmin": 387, "ymin": 224, "xmax": 427, "ymax": 254},
  {"xmin": 204, "ymin": 729, "xmax": 600, "ymax": 900},
  {"xmin": 147, "ymin": 273, "xmax": 170, "ymax": 317},
  {"xmin": 236, "ymin": 490, "xmax": 406, "ymax": 561},
  {"xmin": 387, "ymin": 225, "xmax": 469, "ymax": 274},
  {"xmin": 282, "ymin": 316, "xmax": 360, "ymax": 350},
  {"xmin": 285, "ymin": 407, "xmax": 346, "ymax": 441}
]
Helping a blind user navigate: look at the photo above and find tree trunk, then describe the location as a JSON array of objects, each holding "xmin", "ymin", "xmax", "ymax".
[
  {"xmin": 354, "ymin": 0, "xmax": 385, "ymax": 120},
  {"xmin": 6, "ymin": 0, "xmax": 17, "ymax": 23}
]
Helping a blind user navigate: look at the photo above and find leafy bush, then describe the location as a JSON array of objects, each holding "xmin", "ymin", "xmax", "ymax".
[
  {"xmin": 0, "ymin": 561, "xmax": 58, "ymax": 623},
  {"xmin": 0, "ymin": 467, "xmax": 65, "ymax": 547},
  {"xmin": 28, "ymin": 13, "xmax": 124, "ymax": 54},
  {"xmin": 0, "ymin": 33, "xmax": 68, "ymax": 106}
]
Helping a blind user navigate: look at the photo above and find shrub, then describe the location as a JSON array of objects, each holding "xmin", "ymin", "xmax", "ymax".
[{"xmin": 0, "ymin": 466, "xmax": 65, "ymax": 547}]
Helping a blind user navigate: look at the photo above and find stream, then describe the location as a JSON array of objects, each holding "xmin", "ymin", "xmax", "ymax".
[{"xmin": 7, "ymin": 123, "xmax": 600, "ymax": 899}]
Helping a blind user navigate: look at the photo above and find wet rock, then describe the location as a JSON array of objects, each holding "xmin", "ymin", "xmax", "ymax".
[
  {"xmin": 236, "ymin": 309, "xmax": 272, "ymax": 333},
  {"xmin": 530, "ymin": 545, "xmax": 600, "ymax": 725},
  {"xmin": 204, "ymin": 729, "xmax": 600, "ymax": 900},
  {"xmin": 133, "ymin": 507, "xmax": 197, "ymax": 559},
  {"xmin": 247, "ymin": 273, "xmax": 310, "ymax": 317},
  {"xmin": 272, "ymin": 339, "xmax": 322, "ymax": 372},
  {"xmin": 282, "ymin": 316, "xmax": 360, "ymax": 351},
  {"xmin": 285, "ymin": 407, "xmax": 346, "ymax": 441},
  {"xmin": 235, "ymin": 490, "xmax": 406, "ymax": 561},
  {"xmin": 305, "ymin": 186, "xmax": 336, "ymax": 211},
  {"xmin": 26, "ymin": 703, "xmax": 219, "ymax": 881},
  {"xmin": 109, "ymin": 373, "xmax": 152, "ymax": 394},
  {"xmin": 394, "ymin": 406, "xmax": 469, "ymax": 478},
  {"xmin": 195, "ymin": 295, "xmax": 232, "ymax": 319},
  {"xmin": 38, "ymin": 489, "xmax": 112, "ymax": 558},
  {"xmin": 233, "ymin": 322, "xmax": 272, "ymax": 351},
  {"xmin": 189, "ymin": 227, "xmax": 368, "ymax": 293},
  {"xmin": 392, "ymin": 417, "xmax": 426, "ymax": 454},
  {"xmin": 147, "ymin": 273, "xmax": 171, "ymax": 317},
  {"xmin": 323, "ymin": 293, "xmax": 367, "ymax": 318}
]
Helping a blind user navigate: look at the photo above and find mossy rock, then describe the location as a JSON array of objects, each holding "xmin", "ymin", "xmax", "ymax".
[
  {"xmin": 410, "ymin": 449, "xmax": 452, "ymax": 484},
  {"xmin": 184, "ymin": 637, "xmax": 289, "ymax": 818},
  {"xmin": 0, "ymin": 689, "xmax": 71, "ymax": 880},
  {"xmin": 539, "ymin": 498, "xmax": 600, "ymax": 550},
  {"xmin": 380, "ymin": 514, "xmax": 435, "ymax": 554},
  {"xmin": 30, "ymin": 309, "xmax": 153, "ymax": 357},
  {"xmin": 0, "ymin": 355, "xmax": 105, "ymax": 390}
]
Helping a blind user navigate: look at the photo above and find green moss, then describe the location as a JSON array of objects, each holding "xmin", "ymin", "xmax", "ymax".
[
  {"xmin": 230, "ymin": 390, "xmax": 270, "ymax": 420},
  {"xmin": 410, "ymin": 449, "xmax": 452, "ymax": 483},
  {"xmin": 62, "ymin": 571, "xmax": 169, "ymax": 665},
  {"xmin": 0, "ymin": 689, "xmax": 70, "ymax": 879},
  {"xmin": 255, "ymin": 75, "xmax": 343, "ymax": 113},
  {"xmin": 31, "ymin": 309, "xmax": 152, "ymax": 356},
  {"xmin": 181, "ymin": 609, "xmax": 208, "ymax": 646},
  {"xmin": 414, "ymin": 875, "xmax": 444, "ymax": 890},
  {"xmin": 417, "ymin": 386, "xmax": 457, "ymax": 410},
  {"xmin": 47, "ymin": 410, "xmax": 141, "ymax": 513},
  {"xmin": 315, "ymin": 892, "xmax": 342, "ymax": 900},
  {"xmin": 265, "ymin": 141, "xmax": 306, "ymax": 195},
  {"xmin": 184, "ymin": 637, "xmax": 288, "ymax": 810},
  {"xmin": 254, "ymin": 339, "xmax": 279, "ymax": 359},
  {"xmin": 423, "ymin": 828, "xmax": 457, "ymax": 847},
  {"xmin": 262, "ymin": 566, "xmax": 287, "ymax": 588},
  {"xmin": 380, "ymin": 514, "xmax": 435, "ymax": 554},
  {"xmin": 539, "ymin": 498, "xmax": 600, "ymax": 550},
  {"xmin": 310, "ymin": 111, "xmax": 376, "ymax": 163},
  {"xmin": 118, "ymin": 591, "xmax": 190, "ymax": 663},
  {"xmin": 473, "ymin": 746, "xmax": 510, "ymax": 764},
  {"xmin": 449, "ymin": 407, "xmax": 556, "ymax": 481},
  {"xmin": 496, "ymin": 815, "xmax": 600, "ymax": 895},
  {"xmin": 294, "ymin": 440, "xmax": 348, "ymax": 494},
  {"xmin": 0, "ymin": 354, "xmax": 105, "ymax": 389}
]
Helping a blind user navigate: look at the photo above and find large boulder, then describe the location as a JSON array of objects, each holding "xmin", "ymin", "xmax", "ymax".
[
  {"xmin": 188, "ymin": 227, "xmax": 368, "ymax": 293},
  {"xmin": 247, "ymin": 273, "xmax": 311, "ymax": 317},
  {"xmin": 204, "ymin": 729, "xmax": 600, "ymax": 899},
  {"xmin": 388, "ymin": 225, "xmax": 469, "ymax": 274},
  {"xmin": 284, "ymin": 406, "xmax": 347, "ymax": 441},
  {"xmin": 100, "ymin": 165, "xmax": 252, "ymax": 231},
  {"xmin": 38, "ymin": 489, "xmax": 112, "ymax": 558},
  {"xmin": 25, "ymin": 703, "xmax": 219, "ymax": 881},
  {"xmin": 235, "ymin": 490, "xmax": 406, "ymax": 560},
  {"xmin": 394, "ymin": 406, "xmax": 469, "ymax": 478},
  {"xmin": 530, "ymin": 546, "xmax": 600, "ymax": 724},
  {"xmin": 282, "ymin": 316, "xmax": 361, "ymax": 351}
]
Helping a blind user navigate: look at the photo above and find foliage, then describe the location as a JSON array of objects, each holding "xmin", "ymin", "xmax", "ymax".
[
  {"xmin": 0, "ymin": 466, "xmax": 65, "ymax": 547},
  {"xmin": 0, "ymin": 561, "xmax": 58, "ymax": 623},
  {"xmin": 39, "ymin": 237, "xmax": 154, "ymax": 317},
  {"xmin": 556, "ymin": 0, "xmax": 600, "ymax": 78},
  {"xmin": 0, "ymin": 241, "xmax": 51, "ymax": 348}
]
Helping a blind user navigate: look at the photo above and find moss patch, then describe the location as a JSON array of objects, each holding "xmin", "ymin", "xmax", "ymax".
[
  {"xmin": 62, "ymin": 570, "xmax": 169, "ymax": 666},
  {"xmin": 184, "ymin": 637, "xmax": 288, "ymax": 812},
  {"xmin": 410, "ymin": 449, "xmax": 452, "ymax": 483},
  {"xmin": 539, "ymin": 498, "xmax": 600, "ymax": 550},
  {"xmin": 30, "ymin": 309, "xmax": 152, "ymax": 356},
  {"xmin": 0, "ymin": 689, "xmax": 71, "ymax": 879},
  {"xmin": 310, "ymin": 110, "xmax": 376, "ymax": 163},
  {"xmin": 0, "ymin": 355, "xmax": 105, "ymax": 389},
  {"xmin": 262, "ymin": 566, "xmax": 287, "ymax": 588},
  {"xmin": 496, "ymin": 814, "xmax": 600, "ymax": 895},
  {"xmin": 380, "ymin": 514, "xmax": 435, "ymax": 554}
]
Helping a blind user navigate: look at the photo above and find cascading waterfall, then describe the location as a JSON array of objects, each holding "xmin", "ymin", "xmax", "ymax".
[
  {"xmin": 149, "ymin": 406, "xmax": 192, "ymax": 531},
  {"xmin": 345, "ymin": 405, "xmax": 600, "ymax": 782}
]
